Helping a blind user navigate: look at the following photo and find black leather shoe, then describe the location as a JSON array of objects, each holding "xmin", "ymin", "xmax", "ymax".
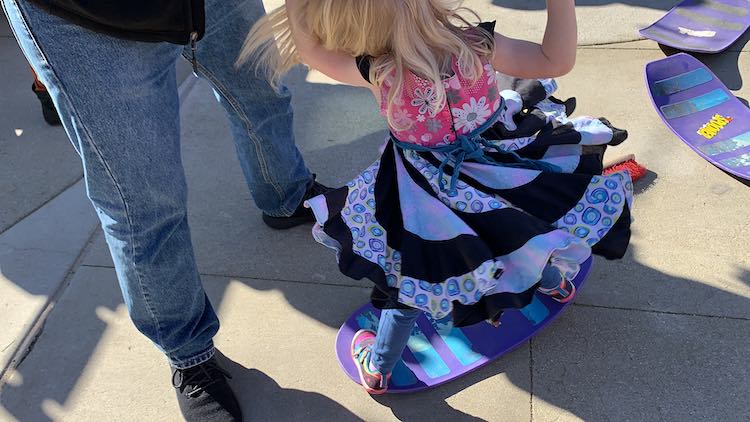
[
  {"xmin": 172, "ymin": 355, "xmax": 242, "ymax": 422},
  {"xmin": 262, "ymin": 176, "xmax": 332, "ymax": 230}
]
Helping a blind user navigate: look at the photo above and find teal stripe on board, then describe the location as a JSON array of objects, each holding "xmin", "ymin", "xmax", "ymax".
[
  {"xmin": 406, "ymin": 326, "xmax": 450, "ymax": 379},
  {"xmin": 721, "ymin": 152, "xmax": 750, "ymax": 168},
  {"xmin": 699, "ymin": 131, "xmax": 750, "ymax": 156},
  {"xmin": 660, "ymin": 89, "xmax": 731, "ymax": 119},
  {"xmin": 391, "ymin": 360, "xmax": 419, "ymax": 386},
  {"xmin": 429, "ymin": 316, "xmax": 482, "ymax": 366},
  {"xmin": 355, "ymin": 309, "xmax": 449, "ymax": 380},
  {"xmin": 653, "ymin": 68, "xmax": 713, "ymax": 96},
  {"xmin": 355, "ymin": 309, "xmax": 421, "ymax": 386},
  {"xmin": 519, "ymin": 295, "xmax": 550, "ymax": 325}
]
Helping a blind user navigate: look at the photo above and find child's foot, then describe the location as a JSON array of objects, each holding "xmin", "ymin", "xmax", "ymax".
[
  {"xmin": 350, "ymin": 330, "xmax": 390, "ymax": 395},
  {"xmin": 538, "ymin": 277, "xmax": 577, "ymax": 303}
]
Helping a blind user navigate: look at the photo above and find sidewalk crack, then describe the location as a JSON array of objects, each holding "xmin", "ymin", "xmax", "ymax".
[
  {"xmin": 572, "ymin": 302, "xmax": 750, "ymax": 321},
  {"xmin": 529, "ymin": 338, "xmax": 534, "ymax": 422},
  {"xmin": 0, "ymin": 224, "xmax": 99, "ymax": 385},
  {"xmin": 0, "ymin": 177, "xmax": 83, "ymax": 237}
]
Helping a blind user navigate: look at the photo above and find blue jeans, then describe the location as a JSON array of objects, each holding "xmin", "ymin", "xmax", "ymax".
[
  {"xmin": 372, "ymin": 265, "xmax": 562, "ymax": 374},
  {"xmin": 4, "ymin": 0, "xmax": 312, "ymax": 368}
]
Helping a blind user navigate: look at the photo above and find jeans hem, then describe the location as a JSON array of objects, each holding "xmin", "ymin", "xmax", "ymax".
[
  {"xmin": 168, "ymin": 344, "xmax": 215, "ymax": 369},
  {"xmin": 260, "ymin": 174, "xmax": 314, "ymax": 218}
]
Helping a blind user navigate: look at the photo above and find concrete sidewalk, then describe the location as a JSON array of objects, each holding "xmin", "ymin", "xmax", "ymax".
[{"xmin": 1, "ymin": 2, "xmax": 750, "ymax": 421}]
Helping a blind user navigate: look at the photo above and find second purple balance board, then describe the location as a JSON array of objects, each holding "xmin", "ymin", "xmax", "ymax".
[
  {"xmin": 335, "ymin": 258, "xmax": 593, "ymax": 393},
  {"xmin": 640, "ymin": 0, "xmax": 750, "ymax": 53},
  {"xmin": 646, "ymin": 53, "xmax": 750, "ymax": 180}
]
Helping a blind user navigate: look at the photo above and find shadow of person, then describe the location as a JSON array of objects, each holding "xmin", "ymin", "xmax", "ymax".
[
  {"xmin": 2, "ymin": 50, "xmax": 747, "ymax": 422},
  {"xmin": 0, "ymin": 267, "xmax": 124, "ymax": 422},
  {"xmin": 330, "ymin": 243, "xmax": 750, "ymax": 421},
  {"xmin": 392, "ymin": 254, "xmax": 747, "ymax": 421},
  {"xmin": 373, "ymin": 346, "xmax": 529, "ymax": 422},
  {"xmin": 216, "ymin": 353, "xmax": 363, "ymax": 421}
]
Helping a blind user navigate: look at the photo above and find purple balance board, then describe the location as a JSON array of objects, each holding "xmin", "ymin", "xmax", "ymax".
[
  {"xmin": 335, "ymin": 258, "xmax": 593, "ymax": 393},
  {"xmin": 640, "ymin": 0, "xmax": 750, "ymax": 53},
  {"xmin": 645, "ymin": 53, "xmax": 750, "ymax": 180}
]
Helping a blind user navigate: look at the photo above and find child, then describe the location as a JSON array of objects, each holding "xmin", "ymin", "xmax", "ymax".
[{"xmin": 241, "ymin": 0, "xmax": 632, "ymax": 394}]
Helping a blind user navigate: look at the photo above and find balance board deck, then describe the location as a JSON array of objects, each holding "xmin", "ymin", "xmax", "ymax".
[
  {"xmin": 646, "ymin": 53, "xmax": 750, "ymax": 180},
  {"xmin": 640, "ymin": 0, "xmax": 750, "ymax": 53},
  {"xmin": 334, "ymin": 258, "xmax": 593, "ymax": 393}
]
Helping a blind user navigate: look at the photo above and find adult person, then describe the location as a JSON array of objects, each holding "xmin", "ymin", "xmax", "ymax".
[{"xmin": 2, "ymin": 0, "xmax": 329, "ymax": 420}]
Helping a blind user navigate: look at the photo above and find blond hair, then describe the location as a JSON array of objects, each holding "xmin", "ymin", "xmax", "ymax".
[{"xmin": 238, "ymin": 0, "xmax": 493, "ymax": 129}]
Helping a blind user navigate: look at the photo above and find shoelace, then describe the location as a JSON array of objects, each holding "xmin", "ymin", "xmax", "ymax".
[
  {"xmin": 172, "ymin": 360, "xmax": 232, "ymax": 398},
  {"xmin": 353, "ymin": 341, "xmax": 374, "ymax": 367}
]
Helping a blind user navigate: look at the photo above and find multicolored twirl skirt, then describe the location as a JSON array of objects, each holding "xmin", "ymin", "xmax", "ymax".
[{"xmin": 305, "ymin": 76, "xmax": 633, "ymax": 327}]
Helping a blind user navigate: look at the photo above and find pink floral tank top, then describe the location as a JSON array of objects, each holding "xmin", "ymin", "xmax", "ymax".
[{"xmin": 379, "ymin": 58, "xmax": 500, "ymax": 147}]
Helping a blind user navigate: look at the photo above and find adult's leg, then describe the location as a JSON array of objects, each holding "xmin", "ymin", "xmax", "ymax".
[
  {"xmin": 4, "ymin": 0, "xmax": 218, "ymax": 369},
  {"xmin": 188, "ymin": 0, "xmax": 312, "ymax": 217}
]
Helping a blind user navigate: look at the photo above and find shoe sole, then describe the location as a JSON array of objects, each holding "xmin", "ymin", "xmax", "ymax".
[
  {"xmin": 350, "ymin": 330, "xmax": 388, "ymax": 395},
  {"xmin": 261, "ymin": 213, "xmax": 314, "ymax": 230}
]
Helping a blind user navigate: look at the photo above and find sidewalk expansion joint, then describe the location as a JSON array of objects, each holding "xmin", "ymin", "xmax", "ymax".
[
  {"xmin": 79, "ymin": 264, "xmax": 373, "ymax": 290},
  {"xmin": 76, "ymin": 264, "xmax": 750, "ymax": 321},
  {"xmin": 0, "ymin": 224, "xmax": 100, "ymax": 386},
  {"xmin": 0, "ymin": 176, "xmax": 83, "ymax": 237},
  {"xmin": 572, "ymin": 302, "xmax": 750, "ymax": 321},
  {"xmin": 529, "ymin": 338, "xmax": 534, "ymax": 422},
  {"xmin": 579, "ymin": 38, "xmax": 645, "ymax": 47},
  {"xmin": 197, "ymin": 271, "xmax": 372, "ymax": 290},
  {"xmin": 578, "ymin": 41, "xmax": 749, "ymax": 53}
]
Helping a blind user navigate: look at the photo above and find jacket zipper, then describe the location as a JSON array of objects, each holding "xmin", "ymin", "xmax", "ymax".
[
  {"xmin": 190, "ymin": 30, "xmax": 199, "ymax": 76},
  {"xmin": 186, "ymin": 0, "xmax": 199, "ymax": 76}
]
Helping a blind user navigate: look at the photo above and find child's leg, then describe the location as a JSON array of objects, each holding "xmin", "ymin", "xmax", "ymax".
[
  {"xmin": 350, "ymin": 307, "xmax": 420, "ymax": 394},
  {"xmin": 539, "ymin": 264, "xmax": 563, "ymax": 289},
  {"xmin": 371, "ymin": 307, "xmax": 422, "ymax": 375}
]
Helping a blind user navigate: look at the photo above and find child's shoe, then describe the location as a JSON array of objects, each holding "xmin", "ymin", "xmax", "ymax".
[
  {"xmin": 538, "ymin": 277, "xmax": 577, "ymax": 303},
  {"xmin": 350, "ymin": 329, "xmax": 390, "ymax": 395}
]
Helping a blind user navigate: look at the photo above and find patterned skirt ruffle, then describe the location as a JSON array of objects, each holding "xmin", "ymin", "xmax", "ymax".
[{"xmin": 306, "ymin": 77, "xmax": 633, "ymax": 327}]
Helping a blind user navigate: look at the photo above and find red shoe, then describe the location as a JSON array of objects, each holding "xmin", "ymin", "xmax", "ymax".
[{"xmin": 350, "ymin": 330, "xmax": 390, "ymax": 395}]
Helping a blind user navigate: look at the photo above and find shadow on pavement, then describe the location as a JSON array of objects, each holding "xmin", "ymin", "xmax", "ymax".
[
  {"xmin": 657, "ymin": 30, "xmax": 750, "ymax": 91},
  {"xmin": 2, "ymin": 33, "xmax": 749, "ymax": 422},
  {"xmin": 3, "ymin": 249, "xmax": 747, "ymax": 420},
  {"xmin": 217, "ymin": 353, "xmax": 363, "ymax": 421}
]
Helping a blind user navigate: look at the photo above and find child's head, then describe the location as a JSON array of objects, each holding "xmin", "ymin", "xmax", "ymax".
[{"xmin": 240, "ymin": 0, "xmax": 493, "ymax": 128}]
